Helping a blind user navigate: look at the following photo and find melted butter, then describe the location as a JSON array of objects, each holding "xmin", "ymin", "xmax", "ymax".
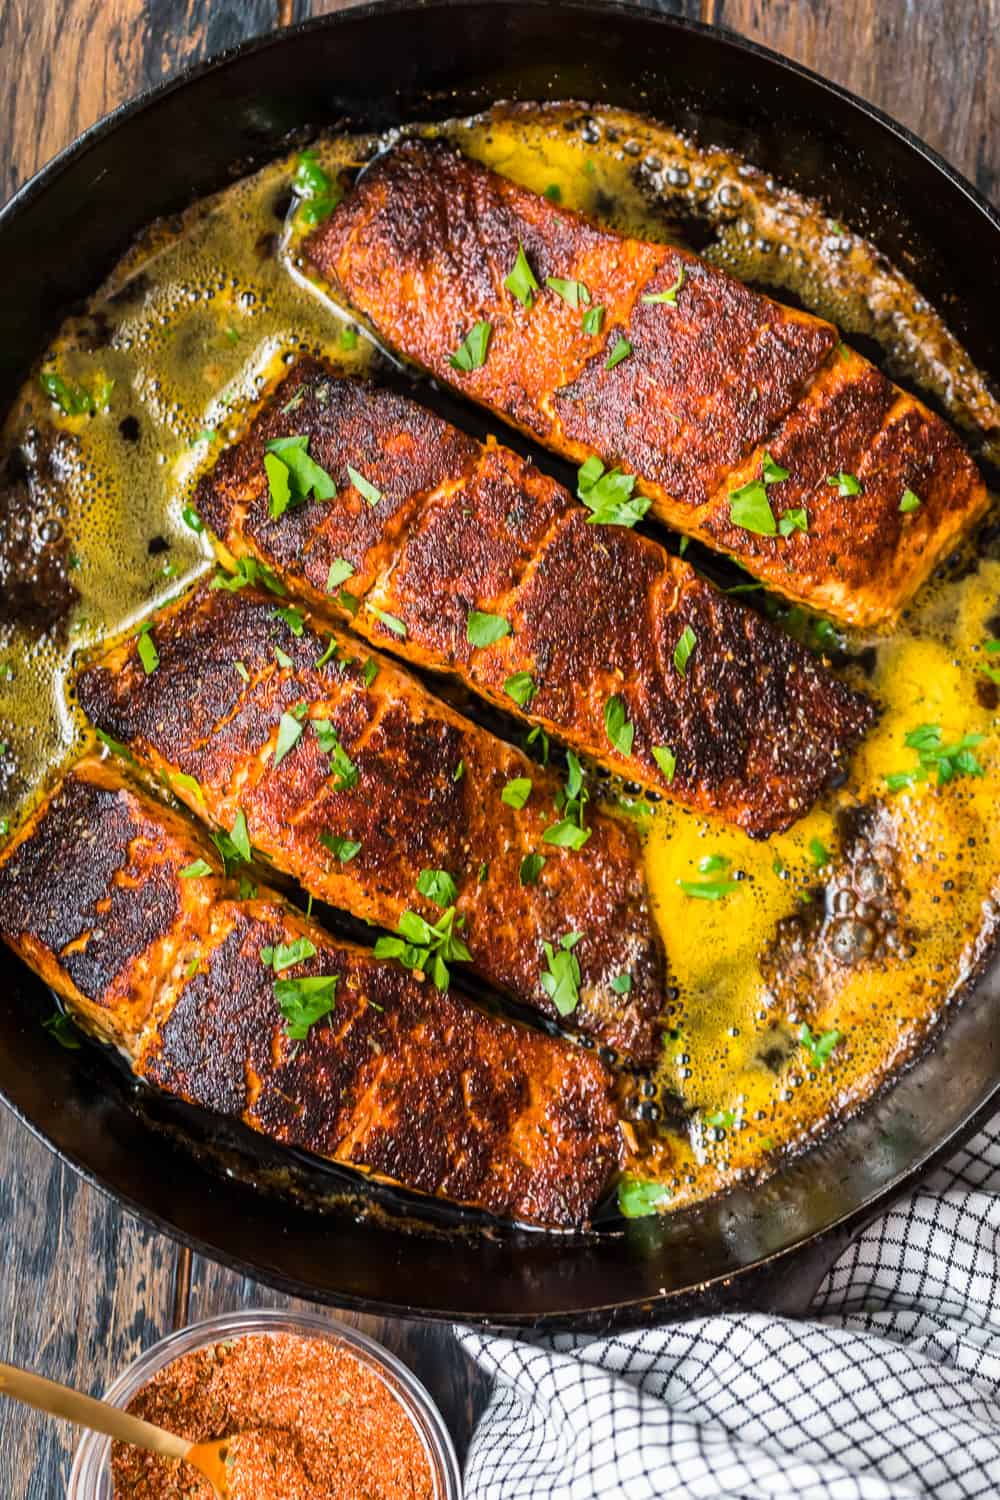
[{"xmin": 1, "ymin": 102, "xmax": 998, "ymax": 1213}]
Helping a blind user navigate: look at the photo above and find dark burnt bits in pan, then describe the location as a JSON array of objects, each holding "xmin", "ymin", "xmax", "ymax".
[
  {"xmin": 75, "ymin": 579, "xmax": 668, "ymax": 1066},
  {"xmin": 308, "ymin": 137, "xmax": 989, "ymax": 629},
  {"xmin": 0, "ymin": 757, "xmax": 622, "ymax": 1229},
  {"xmin": 192, "ymin": 357, "xmax": 875, "ymax": 837}
]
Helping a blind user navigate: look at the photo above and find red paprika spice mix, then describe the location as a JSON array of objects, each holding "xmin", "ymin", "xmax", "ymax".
[{"xmin": 110, "ymin": 1332, "xmax": 435, "ymax": 1499}]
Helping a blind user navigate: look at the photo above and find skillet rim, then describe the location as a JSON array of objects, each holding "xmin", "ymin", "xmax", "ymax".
[{"xmin": 1, "ymin": 0, "xmax": 999, "ymax": 1326}]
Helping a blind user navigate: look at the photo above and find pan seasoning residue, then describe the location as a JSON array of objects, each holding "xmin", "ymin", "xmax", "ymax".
[{"xmin": 0, "ymin": 101, "xmax": 997, "ymax": 1215}]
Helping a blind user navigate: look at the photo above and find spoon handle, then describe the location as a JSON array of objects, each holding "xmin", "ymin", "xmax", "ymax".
[{"xmin": 0, "ymin": 1361, "xmax": 191, "ymax": 1460}]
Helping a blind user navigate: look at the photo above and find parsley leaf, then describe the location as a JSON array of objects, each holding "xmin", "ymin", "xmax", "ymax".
[
  {"xmin": 467, "ymin": 610, "xmax": 511, "ymax": 647},
  {"xmin": 313, "ymin": 720, "xmax": 358, "ymax": 789},
  {"xmin": 501, "ymin": 776, "xmax": 532, "ymax": 809},
  {"xmin": 618, "ymin": 1176, "xmax": 672, "ymax": 1218},
  {"xmin": 519, "ymin": 852, "xmax": 545, "ymax": 886},
  {"xmin": 504, "ymin": 242, "xmax": 540, "ymax": 308},
  {"xmin": 900, "ymin": 487, "xmax": 922, "ymax": 514},
  {"xmin": 610, "ymin": 973, "xmax": 632, "ymax": 995},
  {"xmin": 827, "ymin": 471, "xmax": 862, "ymax": 497},
  {"xmin": 673, "ymin": 625, "xmax": 697, "ymax": 678},
  {"xmin": 261, "ymin": 937, "xmax": 317, "ymax": 973},
  {"xmin": 39, "ymin": 371, "xmax": 103, "ymax": 416},
  {"xmin": 760, "ymin": 451, "xmax": 789, "ymax": 484},
  {"xmin": 368, "ymin": 604, "xmax": 407, "ymax": 638},
  {"xmin": 885, "ymin": 722, "xmax": 986, "ymax": 791},
  {"xmin": 265, "ymin": 435, "xmax": 336, "ymax": 518},
  {"xmin": 540, "ymin": 931, "xmax": 583, "ymax": 1015},
  {"xmin": 779, "ymin": 508, "xmax": 809, "ymax": 537},
  {"xmin": 276, "ymin": 974, "xmax": 338, "ymax": 1040},
  {"xmin": 319, "ymin": 831, "xmax": 362, "ymax": 863},
  {"xmin": 211, "ymin": 555, "xmax": 286, "ymax": 596},
  {"xmin": 273, "ymin": 605, "xmax": 305, "ymax": 637},
  {"xmin": 652, "ymin": 745, "xmax": 677, "ymax": 783},
  {"xmin": 604, "ymin": 336, "xmax": 632, "ymax": 370},
  {"xmin": 542, "ymin": 818, "xmax": 591, "ymax": 851},
  {"xmin": 136, "ymin": 624, "xmax": 159, "ymax": 675},
  {"xmin": 449, "ymin": 321, "xmax": 492, "ymax": 372},
  {"xmin": 346, "ymin": 464, "xmax": 382, "ymax": 506},
  {"xmin": 799, "ymin": 1022, "xmax": 842, "ymax": 1070},
  {"xmin": 604, "ymin": 694, "xmax": 634, "ymax": 756},
  {"xmin": 576, "ymin": 456, "xmax": 650, "ymax": 528},
  {"xmin": 641, "ymin": 265, "xmax": 684, "ymax": 305},
  {"xmin": 504, "ymin": 671, "xmax": 537, "ymax": 708},
  {"xmin": 326, "ymin": 558, "xmax": 355, "ymax": 592},
  {"xmin": 582, "ymin": 304, "xmax": 605, "ymax": 335},
  {"xmin": 417, "ymin": 868, "xmax": 458, "ymax": 908},
  {"xmin": 43, "ymin": 1011, "xmax": 82, "ymax": 1050},
  {"xmin": 677, "ymin": 855, "xmax": 739, "ymax": 900},
  {"xmin": 272, "ymin": 711, "xmax": 305, "ymax": 767},
  {"xmin": 729, "ymin": 478, "xmax": 776, "ymax": 536},
  {"xmin": 182, "ymin": 504, "xmax": 204, "ymax": 533},
  {"xmin": 180, "ymin": 859, "xmax": 213, "ymax": 879},
  {"xmin": 545, "ymin": 276, "xmax": 590, "ymax": 308},
  {"xmin": 374, "ymin": 905, "xmax": 471, "ymax": 990}
]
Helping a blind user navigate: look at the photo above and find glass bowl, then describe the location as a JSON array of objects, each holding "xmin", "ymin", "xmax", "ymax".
[{"xmin": 67, "ymin": 1307, "xmax": 462, "ymax": 1498}]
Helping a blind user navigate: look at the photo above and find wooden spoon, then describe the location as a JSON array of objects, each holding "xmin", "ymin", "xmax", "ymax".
[{"xmin": 0, "ymin": 1360, "xmax": 233, "ymax": 1496}]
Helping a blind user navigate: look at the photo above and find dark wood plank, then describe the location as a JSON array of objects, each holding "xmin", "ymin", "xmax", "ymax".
[
  {"xmin": 708, "ymin": 0, "xmax": 1000, "ymax": 203},
  {"xmin": 185, "ymin": 1259, "xmax": 492, "ymax": 1464},
  {"xmin": 0, "ymin": 1103, "xmax": 180, "ymax": 1498}
]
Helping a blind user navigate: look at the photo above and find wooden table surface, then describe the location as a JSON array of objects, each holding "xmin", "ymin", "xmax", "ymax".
[{"xmin": 1, "ymin": 1, "xmax": 998, "ymax": 1493}]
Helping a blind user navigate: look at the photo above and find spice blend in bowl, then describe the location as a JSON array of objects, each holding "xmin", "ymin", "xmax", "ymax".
[{"xmin": 69, "ymin": 1311, "xmax": 460, "ymax": 1500}]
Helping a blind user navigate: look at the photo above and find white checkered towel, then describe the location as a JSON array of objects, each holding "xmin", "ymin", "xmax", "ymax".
[{"xmin": 459, "ymin": 1114, "xmax": 1000, "ymax": 1499}]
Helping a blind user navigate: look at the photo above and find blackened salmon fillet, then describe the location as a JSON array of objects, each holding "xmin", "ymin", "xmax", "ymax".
[
  {"xmin": 76, "ymin": 582, "xmax": 666, "ymax": 1065},
  {"xmin": 307, "ymin": 138, "xmax": 989, "ymax": 629},
  {"xmin": 195, "ymin": 359, "xmax": 875, "ymax": 837},
  {"xmin": 0, "ymin": 757, "xmax": 622, "ymax": 1227}
]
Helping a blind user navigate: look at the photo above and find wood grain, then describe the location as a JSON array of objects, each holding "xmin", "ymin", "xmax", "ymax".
[{"xmin": 0, "ymin": 0, "xmax": 997, "ymax": 1493}]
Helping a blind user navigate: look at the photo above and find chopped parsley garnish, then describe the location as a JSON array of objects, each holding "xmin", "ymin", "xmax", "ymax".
[
  {"xmin": 211, "ymin": 555, "xmax": 286, "ymax": 596},
  {"xmin": 292, "ymin": 150, "xmax": 343, "ymax": 226},
  {"xmin": 504, "ymin": 242, "xmax": 540, "ymax": 308},
  {"xmin": 610, "ymin": 973, "xmax": 632, "ymax": 995},
  {"xmin": 340, "ymin": 326, "xmax": 358, "ymax": 351},
  {"xmin": 39, "ymin": 371, "xmax": 112, "ymax": 416},
  {"xmin": 43, "ymin": 1011, "xmax": 82, "ymax": 1050},
  {"xmin": 361, "ymin": 658, "xmax": 379, "ymax": 688},
  {"xmin": 167, "ymin": 770, "xmax": 205, "ymax": 805},
  {"xmin": 501, "ymin": 776, "xmax": 532, "ymax": 810},
  {"xmin": 604, "ymin": 336, "xmax": 632, "ymax": 370},
  {"xmin": 453, "ymin": 759, "xmax": 465, "ymax": 782},
  {"xmin": 374, "ymin": 906, "xmax": 471, "ymax": 990},
  {"xmin": 368, "ymin": 604, "xmax": 407, "ymax": 638},
  {"xmin": 582, "ymin": 304, "xmax": 605, "ymax": 335},
  {"xmin": 272, "ymin": 711, "xmax": 305, "ymax": 767},
  {"xmin": 799, "ymin": 1022, "xmax": 842, "ymax": 1070},
  {"xmin": 641, "ymin": 265, "xmax": 685, "ymax": 305},
  {"xmin": 545, "ymin": 275, "xmax": 590, "ymax": 308},
  {"xmin": 346, "ymin": 464, "xmax": 382, "ymax": 506},
  {"xmin": 704, "ymin": 1107, "xmax": 736, "ymax": 1131},
  {"xmin": 540, "ymin": 930, "xmax": 583, "ymax": 1016},
  {"xmin": 276, "ymin": 974, "xmax": 338, "ymax": 1040},
  {"xmin": 313, "ymin": 719, "xmax": 358, "ymax": 790},
  {"xmin": 449, "ymin": 321, "xmax": 492, "ymax": 372},
  {"xmin": 274, "ymin": 645, "xmax": 293, "ymax": 669},
  {"xmin": 677, "ymin": 854, "xmax": 739, "ymax": 900},
  {"xmin": 542, "ymin": 818, "xmax": 590, "ymax": 851},
  {"xmin": 779, "ymin": 508, "xmax": 809, "ymax": 537},
  {"xmin": 525, "ymin": 724, "xmax": 550, "ymax": 764},
  {"xmin": 519, "ymin": 852, "xmax": 545, "ymax": 886},
  {"xmin": 273, "ymin": 604, "xmax": 305, "ymax": 637},
  {"xmin": 673, "ymin": 625, "xmax": 697, "ymax": 678},
  {"xmin": 467, "ymin": 610, "xmax": 511, "ymax": 647},
  {"xmin": 416, "ymin": 867, "xmax": 459, "ymax": 908},
  {"xmin": 181, "ymin": 504, "xmax": 204, "ymax": 533},
  {"xmin": 728, "ymin": 479, "xmax": 776, "ymax": 536},
  {"xmin": 980, "ymin": 639, "xmax": 1000, "ymax": 685},
  {"xmin": 652, "ymin": 745, "xmax": 677, "ymax": 783},
  {"xmin": 136, "ymin": 624, "xmax": 159, "ymax": 675},
  {"xmin": 504, "ymin": 671, "xmax": 537, "ymax": 708},
  {"xmin": 809, "ymin": 837, "xmax": 830, "ymax": 868},
  {"xmin": 618, "ymin": 1176, "xmax": 672, "ymax": 1217},
  {"xmin": 576, "ymin": 456, "xmax": 650, "ymax": 527},
  {"xmin": 212, "ymin": 809, "xmax": 252, "ymax": 873},
  {"xmin": 264, "ymin": 434, "xmax": 336, "ymax": 518},
  {"xmin": 543, "ymin": 183, "xmax": 562, "ymax": 202},
  {"xmin": 179, "ymin": 859, "xmax": 213, "ymax": 879},
  {"xmin": 192, "ymin": 428, "xmax": 217, "ymax": 446},
  {"xmin": 885, "ymin": 722, "xmax": 986, "ymax": 792},
  {"xmin": 603, "ymin": 694, "xmax": 634, "ymax": 756},
  {"xmin": 95, "ymin": 730, "xmax": 136, "ymax": 764},
  {"xmin": 326, "ymin": 558, "xmax": 355, "ymax": 592},
  {"xmin": 261, "ymin": 937, "xmax": 317, "ymax": 973},
  {"xmin": 319, "ymin": 831, "xmax": 362, "ymax": 864},
  {"xmin": 827, "ymin": 471, "xmax": 862, "ymax": 497},
  {"xmin": 760, "ymin": 451, "xmax": 789, "ymax": 484},
  {"xmin": 899, "ymin": 487, "xmax": 922, "ymax": 514}
]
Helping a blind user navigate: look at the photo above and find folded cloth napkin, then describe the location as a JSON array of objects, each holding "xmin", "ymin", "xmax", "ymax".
[{"xmin": 458, "ymin": 1114, "xmax": 1000, "ymax": 1499}]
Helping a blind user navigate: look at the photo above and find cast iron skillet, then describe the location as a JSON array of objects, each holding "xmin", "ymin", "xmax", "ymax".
[{"xmin": 1, "ymin": 0, "xmax": 999, "ymax": 1330}]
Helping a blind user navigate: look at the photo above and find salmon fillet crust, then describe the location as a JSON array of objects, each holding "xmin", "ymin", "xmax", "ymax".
[
  {"xmin": 0, "ymin": 757, "xmax": 622, "ymax": 1227},
  {"xmin": 307, "ymin": 138, "xmax": 989, "ymax": 629},
  {"xmin": 195, "ymin": 358, "xmax": 875, "ymax": 837},
  {"xmin": 76, "ymin": 582, "xmax": 666, "ymax": 1065}
]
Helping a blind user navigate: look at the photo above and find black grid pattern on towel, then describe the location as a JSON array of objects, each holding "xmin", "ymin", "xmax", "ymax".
[{"xmin": 459, "ymin": 1115, "xmax": 1000, "ymax": 1499}]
